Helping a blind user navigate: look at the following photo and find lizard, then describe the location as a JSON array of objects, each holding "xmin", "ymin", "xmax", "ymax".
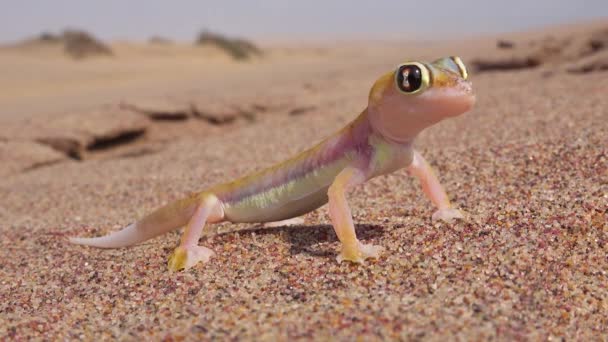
[{"xmin": 70, "ymin": 56, "xmax": 475, "ymax": 271}]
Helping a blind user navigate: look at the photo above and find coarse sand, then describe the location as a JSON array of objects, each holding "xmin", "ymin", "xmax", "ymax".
[{"xmin": 0, "ymin": 23, "xmax": 607, "ymax": 340}]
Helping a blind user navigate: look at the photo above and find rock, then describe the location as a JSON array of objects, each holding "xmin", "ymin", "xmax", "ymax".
[
  {"xmin": 186, "ymin": 94, "xmax": 294, "ymax": 125},
  {"xmin": 1, "ymin": 106, "xmax": 149, "ymax": 160},
  {"xmin": 0, "ymin": 141, "xmax": 68, "ymax": 177},
  {"xmin": 497, "ymin": 39, "xmax": 515, "ymax": 49},
  {"xmin": 23, "ymin": 29, "xmax": 113, "ymax": 59},
  {"xmin": 121, "ymin": 98, "xmax": 191, "ymax": 121},
  {"xmin": 191, "ymin": 101, "xmax": 243, "ymax": 125},
  {"xmin": 289, "ymin": 105, "xmax": 318, "ymax": 116},
  {"xmin": 195, "ymin": 31, "xmax": 262, "ymax": 60},
  {"xmin": 589, "ymin": 27, "xmax": 608, "ymax": 53},
  {"xmin": 35, "ymin": 136, "xmax": 83, "ymax": 159},
  {"xmin": 472, "ymin": 55, "xmax": 541, "ymax": 72},
  {"xmin": 567, "ymin": 50, "xmax": 608, "ymax": 73},
  {"xmin": 61, "ymin": 29, "xmax": 113, "ymax": 59},
  {"xmin": 52, "ymin": 106, "xmax": 149, "ymax": 158},
  {"xmin": 472, "ymin": 26, "xmax": 608, "ymax": 73}
]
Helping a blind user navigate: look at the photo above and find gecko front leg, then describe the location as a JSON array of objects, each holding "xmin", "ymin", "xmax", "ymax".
[
  {"xmin": 408, "ymin": 149, "xmax": 465, "ymax": 222},
  {"xmin": 328, "ymin": 167, "xmax": 383, "ymax": 264}
]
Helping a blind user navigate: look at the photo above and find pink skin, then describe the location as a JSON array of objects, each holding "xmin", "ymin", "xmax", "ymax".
[
  {"xmin": 170, "ymin": 70, "xmax": 476, "ymax": 266},
  {"xmin": 167, "ymin": 194, "xmax": 224, "ymax": 271},
  {"xmin": 367, "ymin": 68, "xmax": 475, "ymax": 224},
  {"xmin": 368, "ymin": 74, "xmax": 475, "ymax": 144},
  {"xmin": 328, "ymin": 167, "xmax": 384, "ymax": 263},
  {"xmin": 71, "ymin": 59, "xmax": 476, "ymax": 270},
  {"xmin": 408, "ymin": 150, "xmax": 464, "ymax": 222},
  {"xmin": 326, "ymin": 66, "xmax": 476, "ymax": 262}
]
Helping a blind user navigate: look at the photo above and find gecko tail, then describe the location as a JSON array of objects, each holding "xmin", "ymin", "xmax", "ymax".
[
  {"xmin": 69, "ymin": 195, "xmax": 200, "ymax": 249},
  {"xmin": 69, "ymin": 223, "xmax": 142, "ymax": 248}
]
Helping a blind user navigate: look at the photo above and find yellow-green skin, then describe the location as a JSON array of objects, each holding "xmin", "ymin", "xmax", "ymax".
[
  {"xmin": 212, "ymin": 112, "xmax": 413, "ymax": 222},
  {"xmin": 70, "ymin": 56, "xmax": 474, "ymax": 272},
  {"xmin": 211, "ymin": 56, "xmax": 470, "ymax": 222}
]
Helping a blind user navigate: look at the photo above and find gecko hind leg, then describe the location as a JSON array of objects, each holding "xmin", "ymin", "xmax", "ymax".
[
  {"xmin": 168, "ymin": 193, "xmax": 224, "ymax": 271},
  {"xmin": 328, "ymin": 167, "xmax": 383, "ymax": 264}
]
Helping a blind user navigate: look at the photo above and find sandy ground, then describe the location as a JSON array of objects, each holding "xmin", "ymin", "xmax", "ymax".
[{"xmin": 0, "ymin": 21, "xmax": 607, "ymax": 340}]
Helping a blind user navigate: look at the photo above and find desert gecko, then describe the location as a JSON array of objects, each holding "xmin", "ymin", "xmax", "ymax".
[{"xmin": 71, "ymin": 56, "xmax": 475, "ymax": 271}]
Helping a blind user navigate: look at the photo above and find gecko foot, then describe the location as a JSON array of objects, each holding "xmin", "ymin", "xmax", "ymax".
[
  {"xmin": 337, "ymin": 242, "xmax": 384, "ymax": 264},
  {"xmin": 168, "ymin": 245, "xmax": 215, "ymax": 271},
  {"xmin": 432, "ymin": 208, "xmax": 465, "ymax": 223}
]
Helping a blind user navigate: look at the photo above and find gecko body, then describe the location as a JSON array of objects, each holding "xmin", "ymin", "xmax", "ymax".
[
  {"xmin": 215, "ymin": 113, "xmax": 411, "ymax": 223},
  {"xmin": 71, "ymin": 56, "xmax": 475, "ymax": 271}
]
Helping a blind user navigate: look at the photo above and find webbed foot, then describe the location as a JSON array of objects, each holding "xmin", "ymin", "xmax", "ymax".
[
  {"xmin": 337, "ymin": 242, "xmax": 383, "ymax": 264},
  {"xmin": 168, "ymin": 245, "xmax": 215, "ymax": 271},
  {"xmin": 432, "ymin": 208, "xmax": 465, "ymax": 223}
]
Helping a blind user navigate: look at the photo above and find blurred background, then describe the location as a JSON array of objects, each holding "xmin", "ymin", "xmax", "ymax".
[
  {"xmin": 0, "ymin": 0, "xmax": 606, "ymax": 167},
  {"xmin": 2, "ymin": 3, "xmax": 608, "ymax": 340},
  {"xmin": 1, "ymin": 0, "xmax": 607, "ymax": 42}
]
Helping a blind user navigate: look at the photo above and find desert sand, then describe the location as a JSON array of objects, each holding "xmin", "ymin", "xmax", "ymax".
[{"xmin": 0, "ymin": 21, "xmax": 607, "ymax": 340}]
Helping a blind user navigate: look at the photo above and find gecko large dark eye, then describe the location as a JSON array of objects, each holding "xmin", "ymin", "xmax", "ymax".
[
  {"xmin": 395, "ymin": 62, "xmax": 430, "ymax": 95},
  {"xmin": 397, "ymin": 65, "xmax": 421, "ymax": 92}
]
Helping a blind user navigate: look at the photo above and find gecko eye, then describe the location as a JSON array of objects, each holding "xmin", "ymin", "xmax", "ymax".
[{"xmin": 395, "ymin": 62, "xmax": 430, "ymax": 95}]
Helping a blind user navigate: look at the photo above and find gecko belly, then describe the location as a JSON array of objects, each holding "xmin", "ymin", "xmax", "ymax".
[
  {"xmin": 222, "ymin": 186, "xmax": 329, "ymax": 223},
  {"xmin": 213, "ymin": 114, "xmax": 372, "ymax": 223},
  {"xmin": 217, "ymin": 156, "xmax": 351, "ymax": 223}
]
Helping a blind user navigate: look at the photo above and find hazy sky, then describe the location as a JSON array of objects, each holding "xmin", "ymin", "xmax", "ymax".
[{"xmin": 1, "ymin": 0, "xmax": 606, "ymax": 43}]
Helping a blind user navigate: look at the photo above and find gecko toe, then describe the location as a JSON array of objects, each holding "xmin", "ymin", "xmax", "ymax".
[
  {"xmin": 432, "ymin": 208, "xmax": 466, "ymax": 223},
  {"xmin": 168, "ymin": 246, "xmax": 215, "ymax": 271},
  {"xmin": 336, "ymin": 242, "xmax": 383, "ymax": 264}
]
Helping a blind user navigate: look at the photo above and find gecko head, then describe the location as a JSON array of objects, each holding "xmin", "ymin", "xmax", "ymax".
[{"xmin": 367, "ymin": 56, "xmax": 475, "ymax": 143}]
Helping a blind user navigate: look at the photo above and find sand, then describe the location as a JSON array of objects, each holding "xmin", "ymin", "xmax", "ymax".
[{"xmin": 0, "ymin": 21, "xmax": 607, "ymax": 340}]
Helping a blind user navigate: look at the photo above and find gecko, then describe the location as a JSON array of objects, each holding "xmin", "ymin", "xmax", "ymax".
[{"xmin": 70, "ymin": 56, "xmax": 475, "ymax": 271}]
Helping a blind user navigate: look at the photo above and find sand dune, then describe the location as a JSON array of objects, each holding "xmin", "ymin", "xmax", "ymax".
[{"xmin": 0, "ymin": 20, "xmax": 606, "ymax": 340}]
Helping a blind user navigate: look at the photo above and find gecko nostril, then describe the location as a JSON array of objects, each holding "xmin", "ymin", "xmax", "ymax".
[{"xmin": 458, "ymin": 81, "xmax": 473, "ymax": 94}]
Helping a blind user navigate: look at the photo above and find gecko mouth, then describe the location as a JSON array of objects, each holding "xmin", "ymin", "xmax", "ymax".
[{"xmin": 437, "ymin": 88, "xmax": 476, "ymax": 116}]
